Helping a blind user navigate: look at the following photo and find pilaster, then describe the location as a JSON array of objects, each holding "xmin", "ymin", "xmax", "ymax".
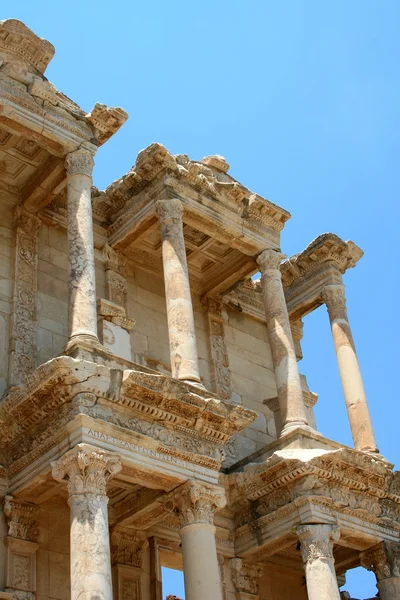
[
  {"xmin": 111, "ymin": 530, "xmax": 147, "ymax": 600},
  {"xmin": 9, "ymin": 207, "xmax": 41, "ymax": 386},
  {"xmin": 202, "ymin": 297, "xmax": 232, "ymax": 399},
  {"xmin": 230, "ymin": 558, "xmax": 263, "ymax": 600}
]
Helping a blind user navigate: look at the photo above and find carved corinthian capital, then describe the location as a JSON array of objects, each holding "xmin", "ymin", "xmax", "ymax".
[
  {"xmin": 256, "ymin": 248, "xmax": 286, "ymax": 273},
  {"xmin": 165, "ymin": 481, "xmax": 226, "ymax": 528},
  {"xmin": 156, "ymin": 198, "xmax": 183, "ymax": 222},
  {"xmin": 51, "ymin": 444, "xmax": 121, "ymax": 497},
  {"xmin": 361, "ymin": 542, "xmax": 400, "ymax": 581},
  {"xmin": 65, "ymin": 148, "xmax": 95, "ymax": 177},
  {"xmin": 3, "ymin": 496, "xmax": 39, "ymax": 542},
  {"xmin": 322, "ymin": 284, "xmax": 347, "ymax": 322},
  {"xmin": 297, "ymin": 524, "xmax": 340, "ymax": 565}
]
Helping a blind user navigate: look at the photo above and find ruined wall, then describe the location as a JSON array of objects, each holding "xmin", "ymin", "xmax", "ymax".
[{"xmin": 0, "ymin": 201, "xmax": 14, "ymax": 396}]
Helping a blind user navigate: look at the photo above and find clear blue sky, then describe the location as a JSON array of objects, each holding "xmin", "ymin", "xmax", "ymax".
[{"xmin": 4, "ymin": 1, "xmax": 399, "ymax": 597}]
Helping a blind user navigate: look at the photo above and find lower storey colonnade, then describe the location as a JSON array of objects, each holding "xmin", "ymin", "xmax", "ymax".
[{"xmin": 2, "ymin": 447, "xmax": 399, "ymax": 600}]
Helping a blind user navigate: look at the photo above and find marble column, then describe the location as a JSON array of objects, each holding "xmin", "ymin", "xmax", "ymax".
[
  {"xmin": 297, "ymin": 524, "xmax": 341, "ymax": 600},
  {"xmin": 65, "ymin": 149, "xmax": 98, "ymax": 341},
  {"xmin": 322, "ymin": 284, "xmax": 378, "ymax": 452},
  {"xmin": 361, "ymin": 541, "xmax": 400, "ymax": 600},
  {"xmin": 166, "ymin": 481, "xmax": 226, "ymax": 600},
  {"xmin": 156, "ymin": 199, "xmax": 200, "ymax": 383},
  {"xmin": 51, "ymin": 444, "xmax": 121, "ymax": 600},
  {"xmin": 257, "ymin": 249, "xmax": 309, "ymax": 433}
]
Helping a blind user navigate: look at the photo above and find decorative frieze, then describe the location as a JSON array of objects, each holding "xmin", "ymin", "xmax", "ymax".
[
  {"xmin": 202, "ymin": 296, "xmax": 232, "ymax": 399},
  {"xmin": 9, "ymin": 207, "xmax": 41, "ymax": 386}
]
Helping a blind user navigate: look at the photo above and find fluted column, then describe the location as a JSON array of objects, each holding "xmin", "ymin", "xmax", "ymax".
[
  {"xmin": 51, "ymin": 444, "xmax": 121, "ymax": 600},
  {"xmin": 297, "ymin": 524, "xmax": 341, "ymax": 600},
  {"xmin": 156, "ymin": 199, "xmax": 200, "ymax": 383},
  {"xmin": 361, "ymin": 542, "xmax": 400, "ymax": 600},
  {"xmin": 166, "ymin": 481, "xmax": 226, "ymax": 600},
  {"xmin": 257, "ymin": 249, "xmax": 309, "ymax": 433},
  {"xmin": 65, "ymin": 149, "xmax": 98, "ymax": 340},
  {"xmin": 322, "ymin": 284, "xmax": 378, "ymax": 452}
]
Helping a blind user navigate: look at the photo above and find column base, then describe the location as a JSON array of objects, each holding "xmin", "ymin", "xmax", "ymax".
[
  {"xmin": 181, "ymin": 378, "xmax": 206, "ymax": 390},
  {"xmin": 280, "ymin": 421, "xmax": 312, "ymax": 436},
  {"xmin": 64, "ymin": 334, "xmax": 113, "ymax": 361}
]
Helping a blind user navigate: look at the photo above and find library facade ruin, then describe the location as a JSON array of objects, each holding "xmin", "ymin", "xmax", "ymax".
[{"xmin": 0, "ymin": 18, "xmax": 399, "ymax": 600}]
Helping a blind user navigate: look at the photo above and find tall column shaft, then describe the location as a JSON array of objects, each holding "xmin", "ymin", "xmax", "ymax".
[
  {"xmin": 257, "ymin": 249, "xmax": 309, "ymax": 433},
  {"xmin": 322, "ymin": 284, "xmax": 377, "ymax": 452},
  {"xmin": 166, "ymin": 481, "xmax": 226, "ymax": 600},
  {"xmin": 156, "ymin": 199, "xmax": 200, "ymax": 383},
  {"xmin": 297, "ymin": 524, "xmax": 341, "ymax": 600},
  {"xmin": 66, "ymin": 149, "xmax": 98, "ymax": 340},
  {"xmin": 52, "ymin": 444, "xmax": 121, "ymax": 600}
]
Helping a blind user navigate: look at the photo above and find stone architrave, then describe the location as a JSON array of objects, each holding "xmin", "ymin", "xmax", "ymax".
[
  {"xmin": 51, "ymin": 444, "xmax": 121, "ymax": 600},
  {"xmin": 156, "ymin": 199, "xmax": 201, "ymax": 383},
  {"xmin": 322, "ymin": 284, "xmax": 378, "ymax": 453},
  {"xmin": 2, "ymin": 497, "xmax": 39, "ymax": 599},
  {"xmin": 297, "ymin": 524, "xmax": 341, "ymax": 600},
  {"xmin": 65, "ymin": 149, "xmax": 98, "ymax": 341},
  {"xmin": 361, "ymin": 542, "xmax": 400, "ymax": 600},
  {"xmin": 9, "ymin": 207, "xmax": 41, "ymax": 386},
  {"xmin": 202, "ymin": 297, "xmax": 232, "ymax": 399},
  {"xmin": 165, "ymin": 481, "xmax": 226, "ymax": 600},
  {"xmin": 257, "ymin": 249, "xmax": 309, "ymax": 434},
  {"xmin": 230, "ymin": 557, "xmax": 264, "ymax": 600}
]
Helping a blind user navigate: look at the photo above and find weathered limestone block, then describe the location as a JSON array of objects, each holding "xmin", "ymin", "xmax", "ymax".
[{"xmin": 98, "ymin": 319, "xmax": 132, "ymax": 361}]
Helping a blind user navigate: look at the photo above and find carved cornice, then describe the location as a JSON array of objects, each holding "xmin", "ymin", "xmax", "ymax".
[
  {"xmin": 165, "ymin": 481, "xmax": 226, "ymax": 527},
  {"xmin": 3, "ymin": 496, "xmax": 39, "ymax": 542},
  {"xmin": 85, "ymin": 103, "xmax": 128, "ymax": 145},
  {"xmin": 51, "ymin": 444, "xmax": 121, "ymax": 496},
  {"xmin": 361, "ymin": 541, "xmax": 400, "ymax": 581},
  {"xmin": 0, "ymin": 20, "xmax": 55, "ymax": 74},
  {"xmin": 65, "ymin": 149, "xmax": 95, "ymax": 178}
]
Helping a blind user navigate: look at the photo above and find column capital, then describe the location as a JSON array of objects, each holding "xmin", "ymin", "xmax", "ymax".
[
  {"xmin": 165, "ymin": 481, "xmax": 226, "ymax": 528},
  {"xmin": 3, "ymin": 496, "xmax": 39, "ymax": 542},
  {"xmin": 297, "ymin": 523, "xmax": 340, "ymax": 563},
  {"xmin": 51, "ymin": 443, "xmax": 121, "ymax": 497},
  {"xmin": 14, "ymin": 206, "xmax": 41, "ymax": 237},
  {"xmin": 156, "ymin": 198, "xmax": 183, "ymax": 221},
  {"xmin": 65, "ymin": 148, "xmax": 95, "ymax": 177},
  {"xmin": 111, "ymin": 529, "xmax": 148, "ymax": 567},
  {"xmin": 361, "ymin": 541, "xmax": 400, "ymax": 582},
  {"xmin": 230, "ymin": 557, "xmax": 264, "ymax": 597},
  {"xmin": 322, "ymin": 284, "xmax": 347, "ymax": 320},
  {"xmin": 257, "ymin": 248, "xmax": 286, "ymax": 273}
]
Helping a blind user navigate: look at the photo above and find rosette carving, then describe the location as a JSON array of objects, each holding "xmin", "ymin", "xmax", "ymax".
[
  {"xmin": 165, "ymin": 481, "xmax": 226, "ymax": 527},
  {"xmin": 51, "ymin": 444, "xmax": 121, "ymax": 496}
]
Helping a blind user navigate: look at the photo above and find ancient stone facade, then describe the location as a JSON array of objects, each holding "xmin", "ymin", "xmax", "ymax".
[{"xmin": 0, "ymin": 18, "xmax": 398, "ymax": 600}]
